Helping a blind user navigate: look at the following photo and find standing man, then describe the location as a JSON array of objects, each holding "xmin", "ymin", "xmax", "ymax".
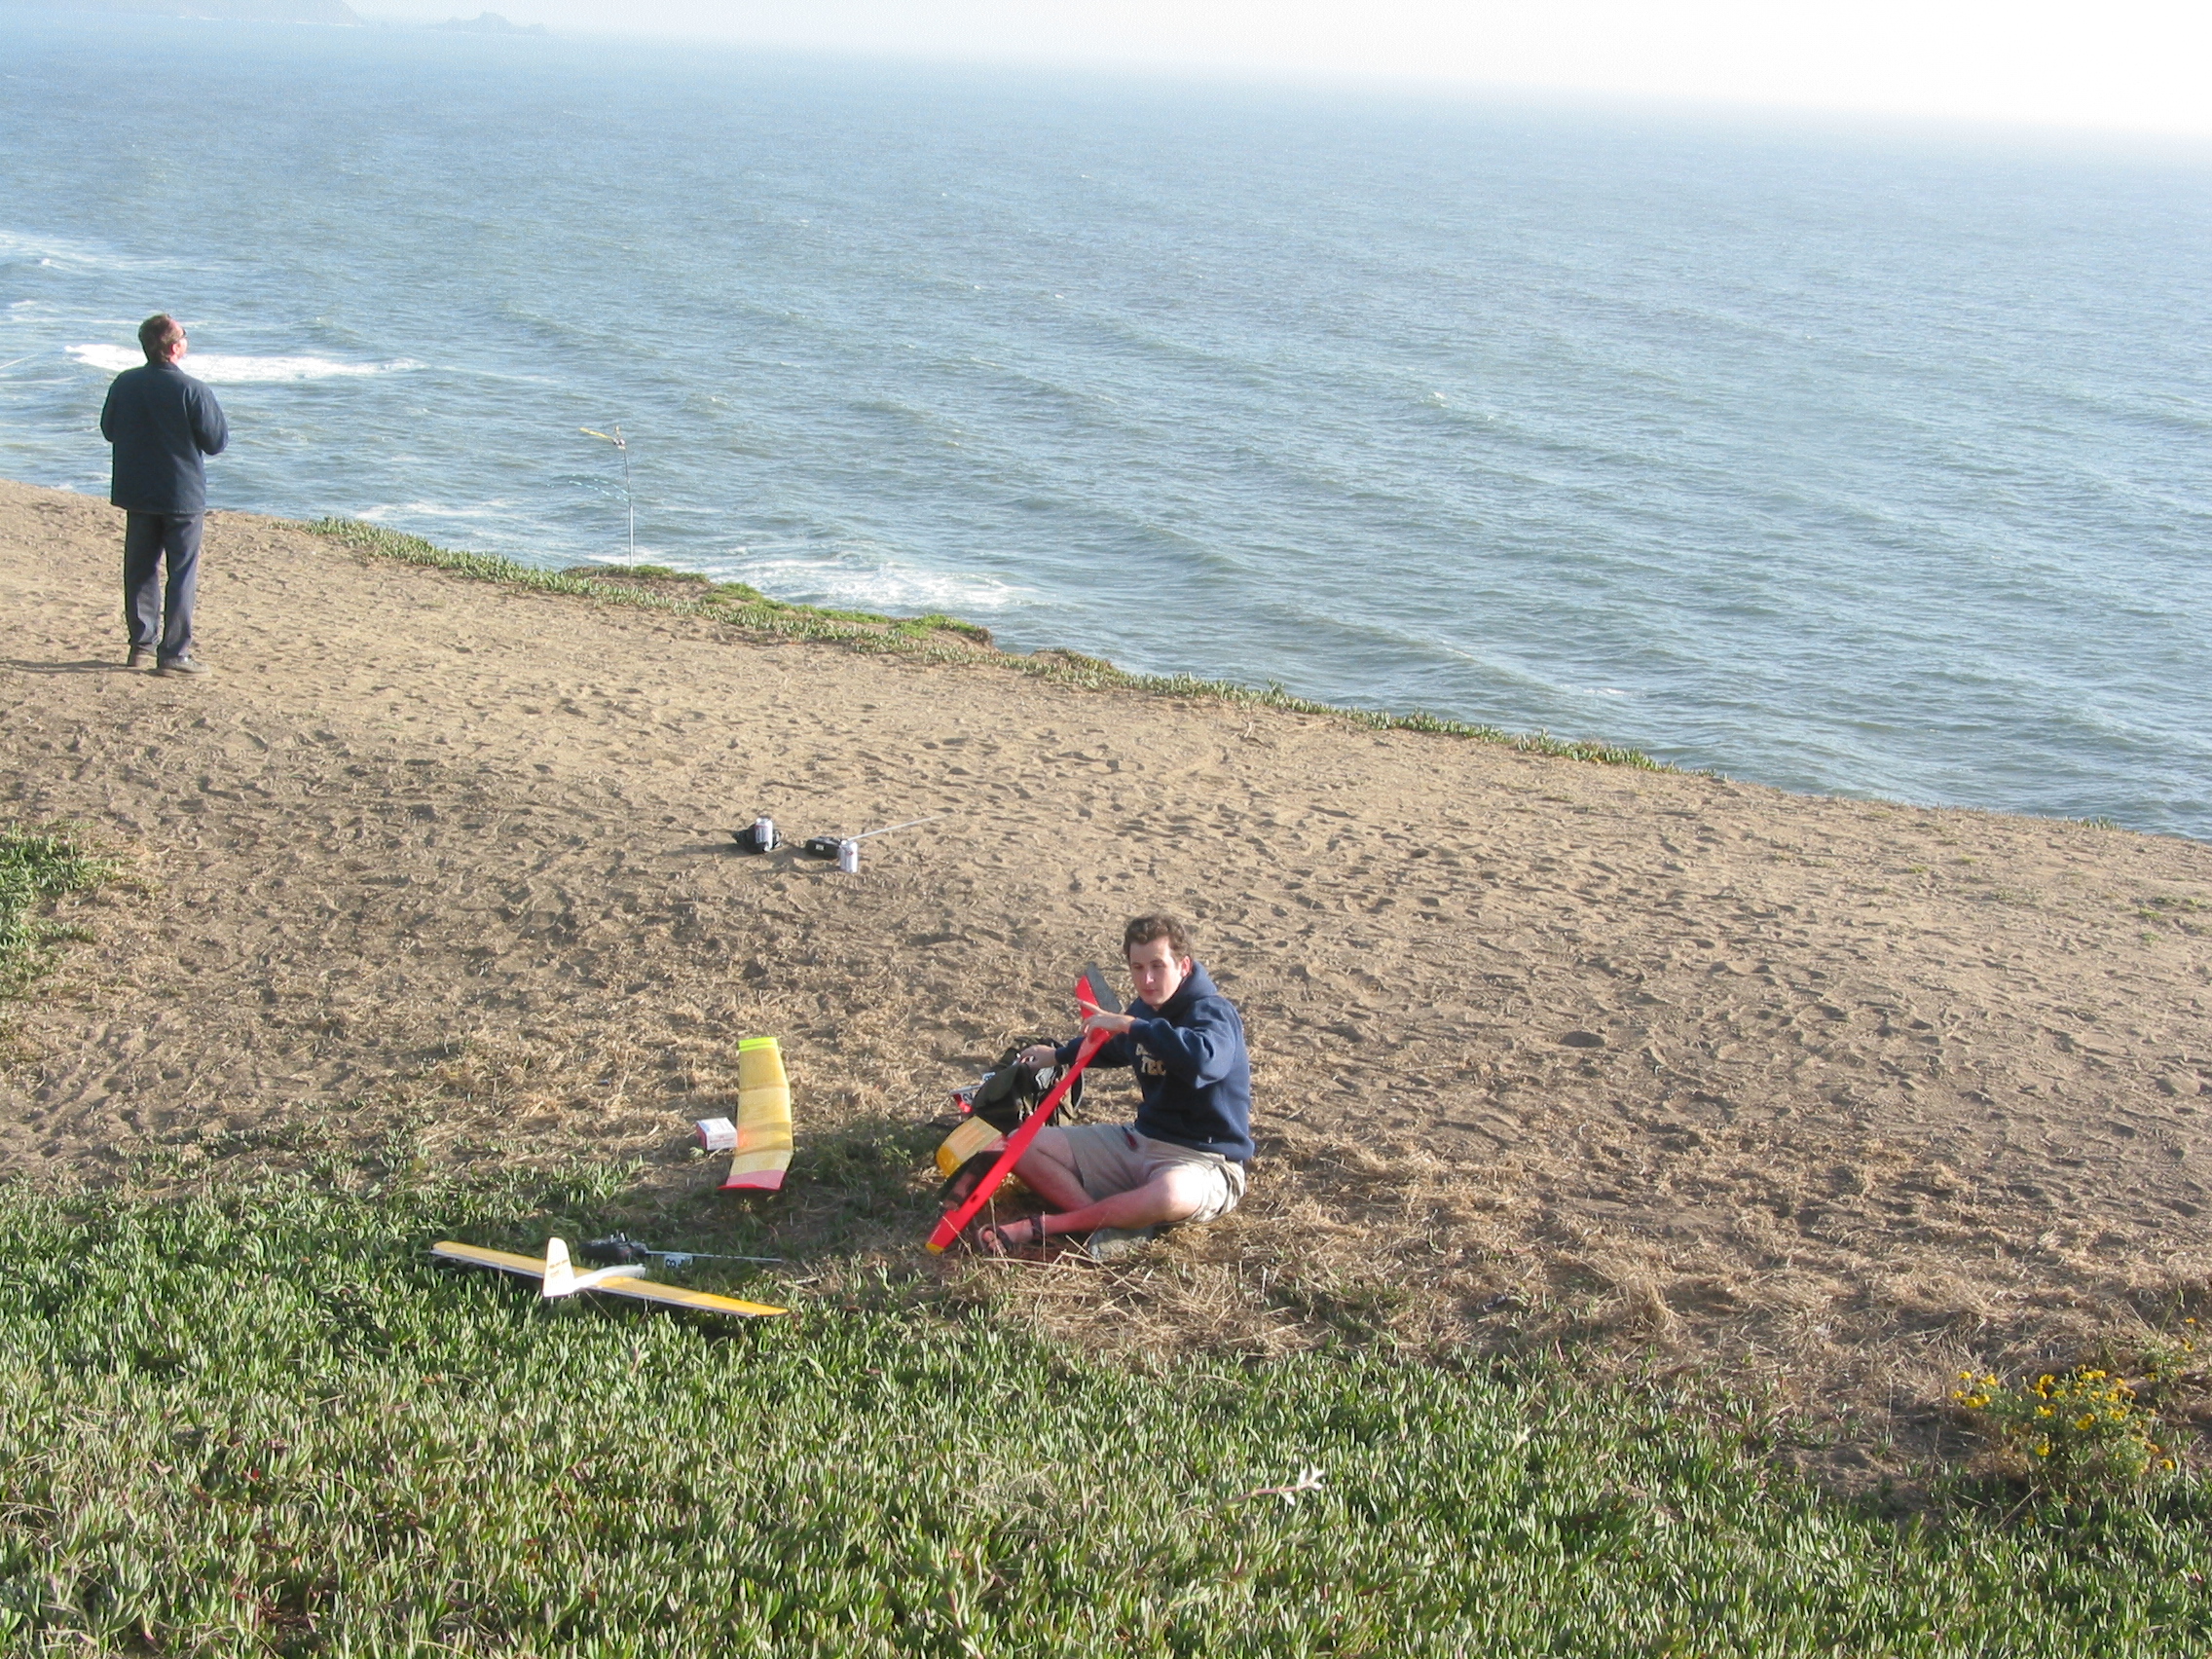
[{"xmin": 100, "ymin": 313, "xmax": 227, "ymax": 677}]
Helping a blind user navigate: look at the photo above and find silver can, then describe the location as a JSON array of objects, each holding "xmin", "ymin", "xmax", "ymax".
[
  {"xmin": 753, "ymin": 816, "xmax": 776, "ymax": 852},
  {"xmin": 837, "ymin": 838, "xmax": 860, "ymax": 873}
]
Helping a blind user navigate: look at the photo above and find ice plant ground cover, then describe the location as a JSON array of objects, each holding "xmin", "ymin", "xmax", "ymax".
[
  {"xmin": 0, "ymin": 1175, "xmax": 2207, "ymax": 1656},
  {"xmin": 0, "ymin": 827, "xmax": 122, "ymax": 999}
]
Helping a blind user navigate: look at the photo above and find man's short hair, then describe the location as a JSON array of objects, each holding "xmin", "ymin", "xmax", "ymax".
[
  {"xmin": 138, "ymin": 314, "xmax": 184, "ymax": 361},
  {"xmin": 1124, "ymin": 913, "xmax": 1194, "ymax": 960}
]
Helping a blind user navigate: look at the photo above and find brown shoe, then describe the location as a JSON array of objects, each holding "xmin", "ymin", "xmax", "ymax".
[
  {"xmin": 155, "ymin": 656, "xmax": 209, "ymax": 678},
  {"xmin": 127, "ymin": 645, "xmax": 152, "ymax": 668}
]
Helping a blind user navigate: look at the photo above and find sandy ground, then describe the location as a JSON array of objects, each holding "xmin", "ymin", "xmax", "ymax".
[{"xmin": 5, "ymin": 478, "xmax": 2211, "ymax": 1463}]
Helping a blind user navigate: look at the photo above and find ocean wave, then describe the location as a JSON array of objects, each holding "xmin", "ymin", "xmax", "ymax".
[
  {"xmin": 358, "ymin": 499, "xmax": 526, "ymax": 524},
  {"xmin": 66, "ymin": 344, "xmax": 420, "ymax": 382},
  {"xmin": 718, "ymin": 551, "xmax": 1031, "ymax": 615},
  {"xmin": 0, "ymin": 228, "xmax": 161, "ymax": 274}
]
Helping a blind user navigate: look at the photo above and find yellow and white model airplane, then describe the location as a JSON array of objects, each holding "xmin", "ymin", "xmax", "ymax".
[{"xmin": 431, "ymin": 1237, "xmax": 787, "ymax": 1318}]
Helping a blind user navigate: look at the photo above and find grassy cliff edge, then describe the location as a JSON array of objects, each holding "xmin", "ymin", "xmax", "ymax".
[{"xmin": 305, "ymin": 517, "xmax": 1664, "ymax": 771}]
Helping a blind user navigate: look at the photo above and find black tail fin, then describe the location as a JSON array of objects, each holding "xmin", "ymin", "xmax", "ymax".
[{"xmin": 1079, "ymin": 964, "xmax": 1122, "ymax": 1014}]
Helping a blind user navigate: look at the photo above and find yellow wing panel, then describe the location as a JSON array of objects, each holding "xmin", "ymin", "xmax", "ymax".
[
  {"xmin": 431, "ymin": 1240, "xmax": 546, "ymax": 1279},
  {"xmin": 596, "ymin": 1277, "xmax": 788, "ymax": 1318},
  {"xmin": 936, "ymin": 1115, "xmax": 1000, "ymax": 1178},
  {"xmin": 725, "ymin": 1036, "xmax": 793, "ymax": 1191}
]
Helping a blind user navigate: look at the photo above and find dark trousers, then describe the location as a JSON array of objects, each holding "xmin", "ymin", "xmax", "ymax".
[{"xmin": 123, "ymin": 511, "xmax": 203, "ymax": 662}]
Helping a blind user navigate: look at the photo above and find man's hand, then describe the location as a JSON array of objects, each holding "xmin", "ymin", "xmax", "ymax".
[{"xmin": 1020, "ymin": 1014, "xmax": 1130, "ymax": 1069}]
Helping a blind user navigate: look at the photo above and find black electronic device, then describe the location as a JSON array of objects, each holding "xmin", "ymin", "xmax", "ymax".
[{"xmin": 730, "ymin": 820, "xmax": 780, "ymax": 854}]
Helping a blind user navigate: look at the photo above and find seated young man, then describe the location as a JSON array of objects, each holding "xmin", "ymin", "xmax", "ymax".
[{"xmin": 977, "ymin": 913, "xmax": 1252, "ymax": 1255}]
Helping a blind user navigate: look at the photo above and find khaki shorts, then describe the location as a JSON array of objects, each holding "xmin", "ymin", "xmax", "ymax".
[{"xmin": 1058, "ymin": 1124, "xmax": 1247, "ymax": 1225}]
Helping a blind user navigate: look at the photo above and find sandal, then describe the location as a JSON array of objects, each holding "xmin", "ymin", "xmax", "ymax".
[{"xmin": 976, "ymin": 1214, "xmax": 1048, "ymax": 1256}]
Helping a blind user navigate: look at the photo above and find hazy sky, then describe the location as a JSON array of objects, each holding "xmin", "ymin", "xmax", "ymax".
[{"xmin": 392, "ymin": 1, "xmax": 2212, "ymax": 138}]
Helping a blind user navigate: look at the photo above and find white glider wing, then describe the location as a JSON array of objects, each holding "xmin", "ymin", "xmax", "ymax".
[{"xmin": 431, "ymin": 1238, "xmax": 787, "ymax": 1318}]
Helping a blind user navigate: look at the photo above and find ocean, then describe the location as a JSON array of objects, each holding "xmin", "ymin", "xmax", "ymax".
[{"xmin": 4, "ymin": 13, "xmax": 2209, "ymax": 839}]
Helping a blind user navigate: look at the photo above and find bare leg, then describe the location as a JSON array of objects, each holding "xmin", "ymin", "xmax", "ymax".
[
  {"xmin": 1028, "ymin": 1168, "xmax": 1210, "ymax": 1238},
  {"xmin": 1004, "ymin": 1125, "xmax": 1091, "ymax": 1211},
  {"xmin": 997, "ymin": 1126, "xmax": 1211, "ymax": 1238}
]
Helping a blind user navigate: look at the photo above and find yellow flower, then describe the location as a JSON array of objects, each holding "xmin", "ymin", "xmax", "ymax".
[{"xmin": 2076, "ymin": 1415, "xmax": 2098, "ymax": 1431}]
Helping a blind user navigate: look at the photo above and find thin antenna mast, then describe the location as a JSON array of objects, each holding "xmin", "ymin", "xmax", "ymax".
[{"xmin": 580, "ymin": 424, "xmax": 635, "ymax": 559}]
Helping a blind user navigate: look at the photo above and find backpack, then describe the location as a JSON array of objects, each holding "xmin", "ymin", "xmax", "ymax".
[{"xmin": 935, "ymin": 1040, "xmax": 1085, "ymax": 1206}]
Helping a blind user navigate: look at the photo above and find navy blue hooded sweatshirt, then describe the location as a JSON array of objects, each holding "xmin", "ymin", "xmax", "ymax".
[
  {"xmin": 1056, "ymin": 961, "xmax": 1254, "ymax": 1162},
  {"xmin": 100, "ymin": 360, "xmax": 228, "ymax": 515}
]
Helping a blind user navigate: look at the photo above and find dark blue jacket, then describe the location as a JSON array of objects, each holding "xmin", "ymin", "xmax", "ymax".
[
  {"xmin": 100, "ymin": 361, "xmax": 228, "ymax": 514},
  {"xmin": 1058, "ymin": 962, "xmax": 1254, "ymax": 1162}
]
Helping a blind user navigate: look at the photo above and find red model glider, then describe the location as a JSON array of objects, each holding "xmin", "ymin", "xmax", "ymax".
[{"xmin": 926, "ymin": 968, "xmax": 1117, "ymax": 1253}]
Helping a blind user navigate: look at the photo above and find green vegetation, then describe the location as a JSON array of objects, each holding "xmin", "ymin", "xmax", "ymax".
[
  {"xmin": 2135, "ymin": 895, "xmax": 2209, "ymax": 936},
  {"xmin": 571, "ymin": 563, "xmax": 699, "ymax": 584},
  {"xmin": 0, "ymin": 825, "xmax": 121, "ymax": 997},
  {"xmin": 306, "ymin": 518, "xmax": 1655, "ymax": 769},
  {"xmin": 0, "ymin": 1176, "xmax": 2207, "ymax": 1655},
  {"xmin": 1952, "ymin": 1366, "xmax": 2172, "ymax": 1483},
  {"xmin": 309, "ymin": 521, "xmax": 995, "ymax": 650}
]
